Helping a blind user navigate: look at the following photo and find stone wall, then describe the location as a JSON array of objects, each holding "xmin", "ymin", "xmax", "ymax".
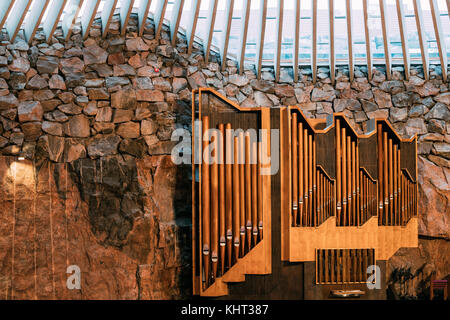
[{"xmin": 0, "ymin": 13, "xmax": 448, "ymax": 299}]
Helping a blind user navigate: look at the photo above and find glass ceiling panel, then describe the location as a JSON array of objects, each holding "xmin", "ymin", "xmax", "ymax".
[
  {"xmin": 227, "ymin": 4, "xmax": 242, "ymax": 57},
  {"xmin": 419, "ymin": 0, "xmax": 439, "ymax": 62},
  {"xmin": 317, "ymin": 0, "xmax": 330, "ymax": 65},
  {"xmin": 335, "ymin": 0, "xmax": 349, "ymax": 64},
  {"xmin": 352, "ymin": 0, "xmax": 368, "ymax": 64},
  {"xmin": 243, "ymin": 1, "xmax": 261, "ymax": 63},
  {"xmin": 298, "ymin": 0, "xmax": 312, "ymax": 65},
  {"xmin": 436, "ymin": 0, "xmax": 450, "ymax": 59},
  {"xmin": 367, "ymin": 0, "xmax": 386, "ymax": 64},
  {"xmin": 281, "ymin": 0, "xmax": 295, "ymax": 64},
  {"xmin": 403, "ymin": 0, "xmax": 422, "ymax": 63},
  {"xmin": 385, "ymin": 0, "xmax": 404, "ymax": 62}
]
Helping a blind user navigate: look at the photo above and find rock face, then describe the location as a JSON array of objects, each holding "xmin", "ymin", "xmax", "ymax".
[
  {"xmin": 417, "ymin": 156, "xmax": 450, "ymax": 239},
  {"xmin": 388, "ymin": 238, "xmax": 449, "ymax": 299},
  {"xmin": 0, "ymin": 156, "xmax": 191, "ymax": 299}
]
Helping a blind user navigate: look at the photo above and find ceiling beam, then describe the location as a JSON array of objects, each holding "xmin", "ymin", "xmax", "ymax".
[
  {"xmin": 62, "ymin": 0, "xmax": 85, "ymax": 42},
  {"xmin": 0, "ymin": 1, "xmax": 15, "ymax": 33},
  {"xmin": 237, "ymin": 0, "xmax": 252, "ymax": 74},
  {"xmin": 220, "ymin": 0, "xmax": 235, "ymax": 72},
  {"xmin": 312, "ymin": 0, "xmax": 317, "ymax": 83},
  {"xmin": 412, "ymin": 0, "xmax": 429, "ymax": 79},
  {"xmin": 204, "ymin": 0, "xmax": 218, "ymax": 62},
  {"xmin": 363, "ymin": 0, "xmax": 372, "ymax": 81},
  {"xmin": 81, "ymin": 0, "xmax": 101, "ymax": 39},
  {"xmin": 154, "ymin": 0, "xmax": 169, "ymax": 40},
  {"xmin": 43, "ymin": 0, "xmax": 68, "ymax": 43},
  {"xmin": 5, "ymin": 0, "xmax": 33, "ymax": 43},
  {"xmin": 255, "ymin": 0, "xmax": 268, "ymax": 79},
  {"xmin": 274, "ymin": 0, "xmax": 284, "ymax": 82},
  {"xmin": 170, "ymin": 0, "xmax": 185, "ymax": 47},
  {"xmin": 379, "ymin": 0, "xmax": 392, "ymax": 80},
  {"xmin": 23, "ymin": 0, "xmax": 51, "ymax": 44},
  {"xmin": 395, "ymin": 0, "xmax": 410, "ymax": 80},
  {"xmin": 329, "ymin": 0, "xmax": 335, "ymax": 84},
  {"xmin": 346, "ymin": 0, "xmax": 354, "ymax": 81},
  {"xmin": 120, "ymin": 0, "xmax": 136, "ymax": 36},
  {"xmin": 138, "ymin": 0, "xmax": 152, "ymax": 36},
  {"xmin": 429, "ymin": 0, "xmax": 447, "ymax": 82},
  {"xmin": 101, "ymin": 0, "xmax": 118, "ymax": 38},
  {"xmin": 186, "ymin": 0, "xmax": 202, "ymax": 55},
  {"xmin": 293, "ymin": 0, "xmax": 301, "ymax": 82}
]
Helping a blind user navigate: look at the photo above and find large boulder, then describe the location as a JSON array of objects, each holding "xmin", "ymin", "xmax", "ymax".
[{"xmin": 417, "ymin": 156, "xmax": 450, "ymax": 239}]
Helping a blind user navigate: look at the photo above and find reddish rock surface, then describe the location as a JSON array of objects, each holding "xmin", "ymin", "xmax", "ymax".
[
  {"xmin": 0, "ymin": 155, "xmax": 190, "ymax": 299},
  {"xmin": 418, "ymin": 156, "xmax": 450, "ymax": 240}
]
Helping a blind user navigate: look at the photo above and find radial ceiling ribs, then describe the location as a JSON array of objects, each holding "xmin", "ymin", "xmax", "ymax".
[
  {"xmin": 138, "ymin": 0, "xmax": 152, "ymax": 36},
  {"xmin": 23, "ymin": 0, "xmax": 50, "ymax": 44},
  {"xmin": 312, "ymin": 0, "xmax": 317, "ymax": 83},
  {"xmin": 237, "ymin": 0, "xmax": 252, "ymax": 74},
  {"xmin": 5, "ymin": 0, "xmax": 32, "ymax": 43},
  {"xmin": 255, "ymin": 0, "xmax": 268, "ymax": 79},
  {"xmin": 154, "ymin": 0, "xmax": 169, "ymax": 40},
  {"xmin": 429, "ymin": 0, "xmax": 447, "ymax": 82},
  {"xmin": 120, "ymin": 0, "xmax": 135, "ymax": 36},
  {"xmin": 379, "ymin": 0, "xmax": 392, "ymax": 80},
  {"xmin": 220, "ymin": 0, "xmax": 235, "ymax": 71},
  {"xmin": 42, "ymin": 0, "xmax": 67, "ymax": 42},
  {"xmin": 362, "ymin": 0, "xmax": 372, "ymax": 80},
  {"xmin": 81, "ymin": 0, "xmax": 101, "ymax": 39},
  {"xmin": 329, "ymin": 0, "xmax": 335, "ymax": 84},
  {"xmin": 0, "ymin": 1, "xmax": 15, "ymax": 32},
  {"xmin": 346, "ymin": 0, "xmax": 354, "ymax": 81},
  {"xmin": 186, "ymin": 0, "xmax": 202, "ymax": 55},
  {"xmin": 170, "ymin": 0, "xmax": 186, "ymax": 47},
  {"xmin": 101, "ymin": 0, "xmax": 118, "ymax": 38},
  {"xmin": 274, "ymin": 0, "xmax": 284, "ymax": 82},
  {"xmin": 395, "ymin": 0, "xmax": 410, "ymax": 80},
  {"xmin": 293, "ymin": 0, "xmax": 301, "ymax": 82},
  {"xmin": 412, "ymin": 0, "xmax": 429, "ymax": 79}
]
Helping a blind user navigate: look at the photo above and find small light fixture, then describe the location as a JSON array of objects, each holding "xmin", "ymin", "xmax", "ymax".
[{"xmin": 18, "ymin": 152, "xmax": 25, "ymax": 161}]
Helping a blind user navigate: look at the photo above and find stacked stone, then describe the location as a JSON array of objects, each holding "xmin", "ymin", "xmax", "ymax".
[{"xmin": 0, "ymin": 14, "xmax": 448, "ymax": 169}]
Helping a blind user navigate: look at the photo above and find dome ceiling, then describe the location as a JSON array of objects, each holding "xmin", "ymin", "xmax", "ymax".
[{"xmin": 0, "ymin": 0, "xmax": 448, "ymax": 82}]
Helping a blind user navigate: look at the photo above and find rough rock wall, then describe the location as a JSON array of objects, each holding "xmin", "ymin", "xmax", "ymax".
[
  {"xmin": 0, "ymin": 155, "xmax": 190, "ymax": 299},
  {"xmin": 0, "ymin": 13, "xmax": 448, "ymax": 299}
]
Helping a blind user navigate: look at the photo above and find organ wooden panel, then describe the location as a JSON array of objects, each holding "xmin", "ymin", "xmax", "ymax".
[
  {"xmin": 282, "ymin": 109, "xmax": 418, "ymax": 263},
  {"xmin": 192, "ymin": 88, "xmax": 272, "ymax": 297},
  {"xmin": 193, "ymin": 89, "xmax": 418, "ymax": 297}
]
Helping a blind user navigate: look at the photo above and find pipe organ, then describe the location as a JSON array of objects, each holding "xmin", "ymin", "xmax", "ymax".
[
  {"xmin": 192, "ymin": 88, "xmax": 272, "ymax": 297},
  {"xmin": 193, "ymin": 88, "xmax": 418, "ymax": 299}
]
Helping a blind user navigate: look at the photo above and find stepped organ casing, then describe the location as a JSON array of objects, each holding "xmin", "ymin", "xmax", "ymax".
[{"xmin": 192, "ymin": 88, "xmax": 418, "ymax": 298}]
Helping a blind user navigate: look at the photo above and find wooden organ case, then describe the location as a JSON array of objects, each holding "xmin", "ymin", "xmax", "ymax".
[
  {"xmin": 192, "ymin": 89, "xmax": 418, "ymax": 299},
  {"xmin": 280, "ymin": 107, "xmax": 418, "ymax": 299},
  {"xmin": 192, "ymin": 88, "xmax": 272, "ymax": 297}
]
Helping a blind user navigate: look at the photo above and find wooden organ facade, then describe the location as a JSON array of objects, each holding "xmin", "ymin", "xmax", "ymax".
[{"xmin": 192, "ymin": 88, "xmax": 418, "ymax": 299}]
